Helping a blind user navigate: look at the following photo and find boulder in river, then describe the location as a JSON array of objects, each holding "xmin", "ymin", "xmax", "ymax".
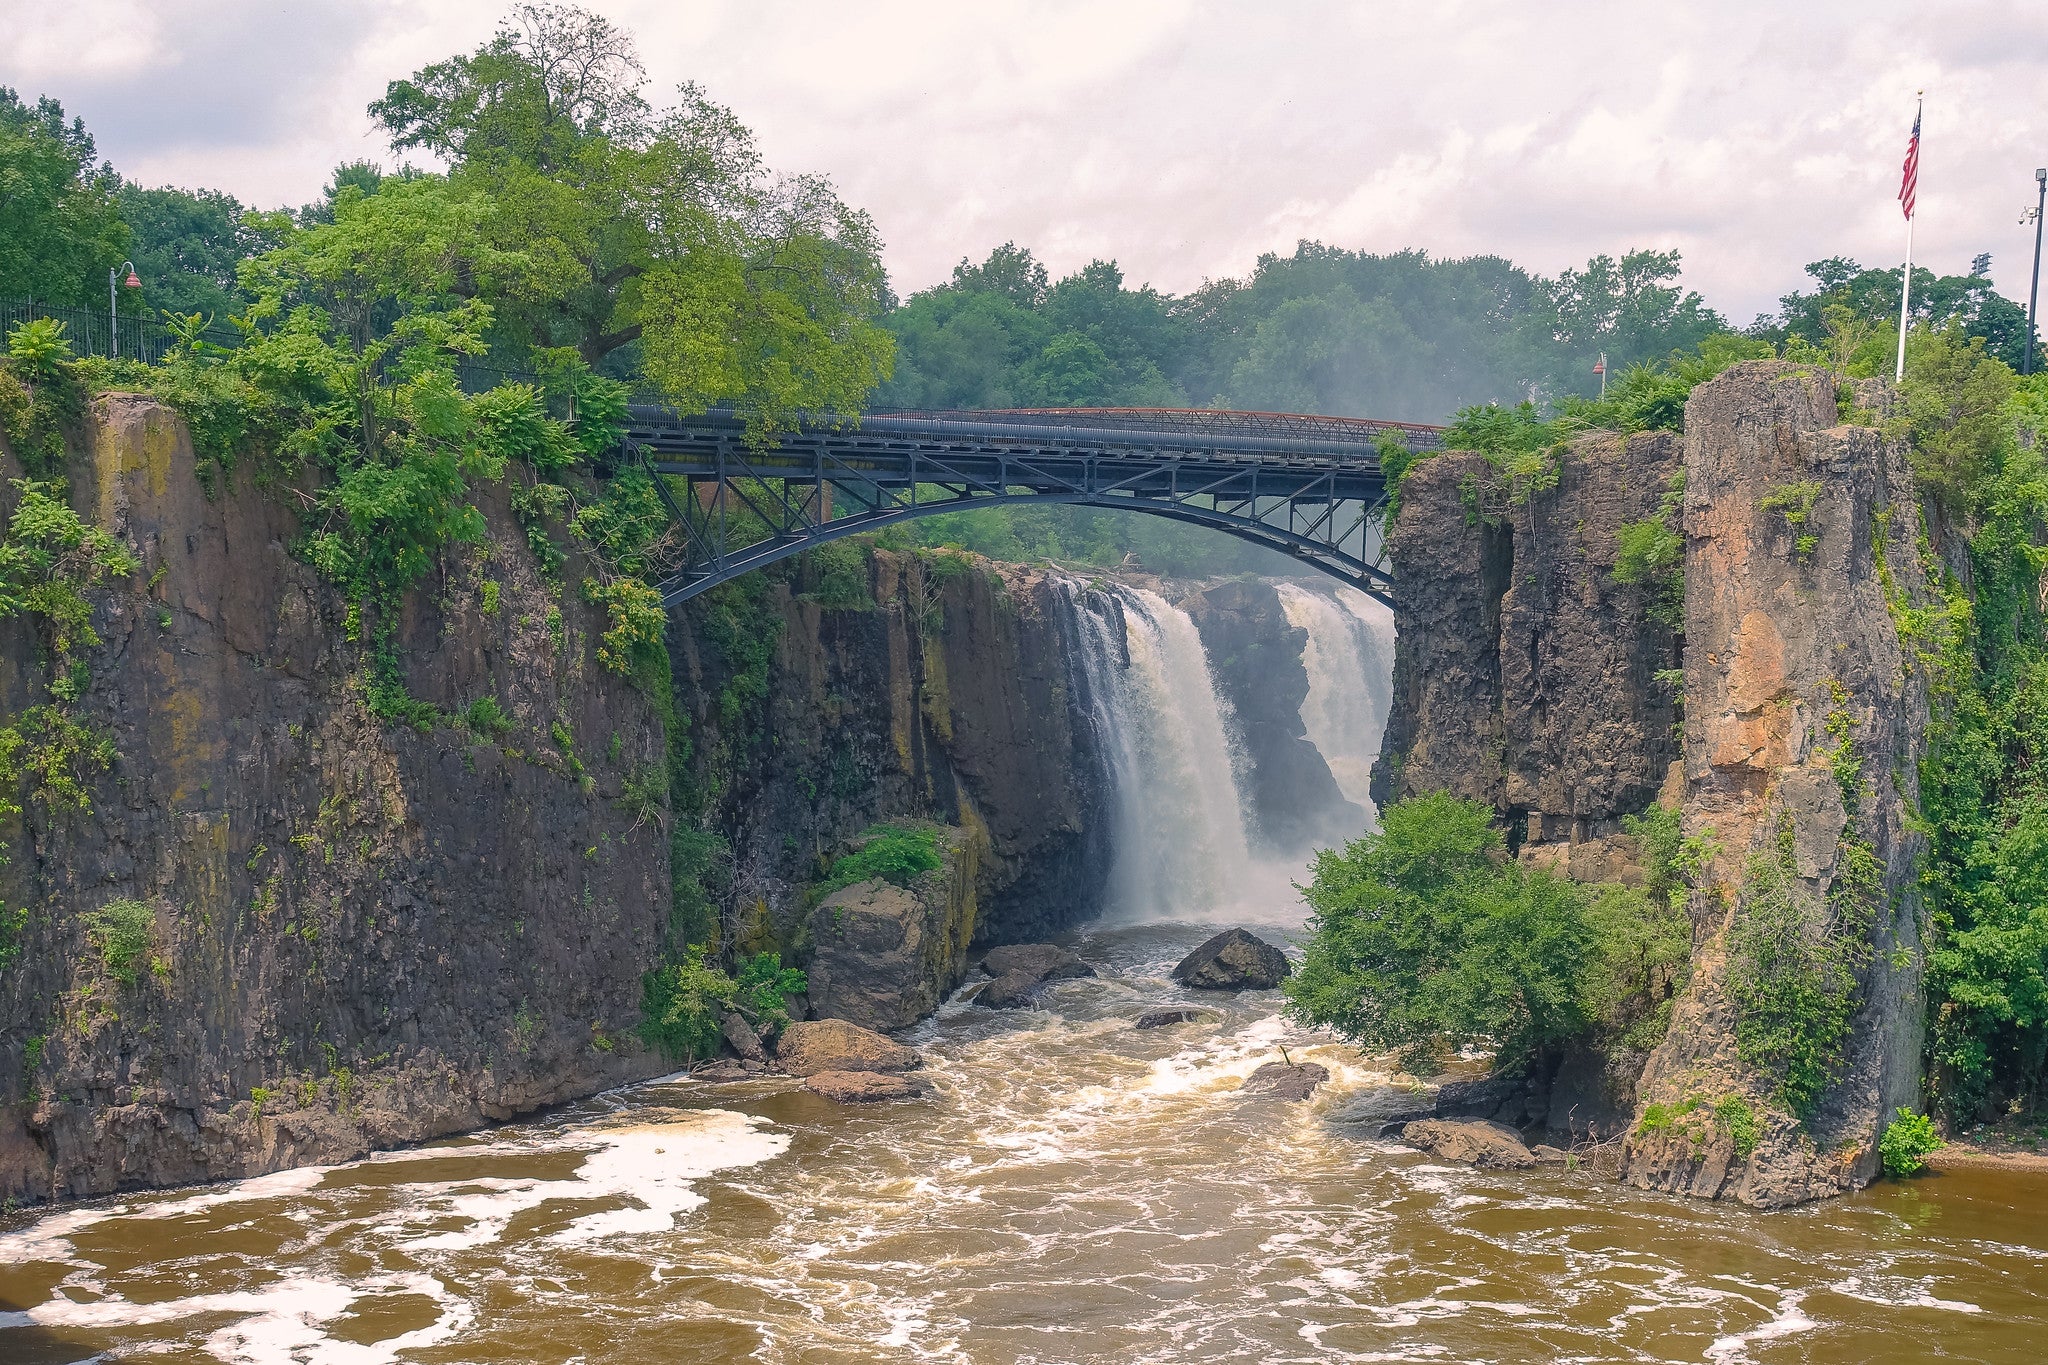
[
  {"xmin": 1398, "ymin": 1118, "xmax": 1536, "ymax": 1169},
  {"xmin": 804, "ymin": 1070, "xmax": 933, "ymax": 1103},
  {"xmin": 775, "ymin": 1018, "xmax": 921, "ymax": 1077},
  {"xmin": 1324, "ymin": 1085, "xmax": 1440, "ymax": 1135},
  {"xmin": 1239, "ymin": 1062, "xmax": 1330, "ymax": 1100},
  {"xmin": 1170, "ymin": 929, "xmax": 1291, "ymax": 990},
  {"xmin": 1134, "ymin": 1007, "xmax": 1215, "ymax": 1029},
  {"xmin": 980, "ymin": 944, "xmax": 1095, "ymax": 983},
  {"xmin": 976, "ymin": 972, "xmax": 1044, "ymax": 1010}
]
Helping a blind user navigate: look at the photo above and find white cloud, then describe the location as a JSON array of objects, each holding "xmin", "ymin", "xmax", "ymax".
[{"xmin": 5, "ymin": 0, "xmax": 2045, "ymax": 323}]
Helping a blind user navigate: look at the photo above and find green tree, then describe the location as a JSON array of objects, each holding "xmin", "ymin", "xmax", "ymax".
[
  {"xmin": 0, "ymin": 89, "xmax": 128, "ymax": 305},
  {"xmin": 1283, "ymin": 792, "xmax": 1596, "ymax": 1070},
  {"xmin": 370, "ymin": 3, "xmax": 893, "ymax": 427},
  {"xmin": 115, "ymin": 182, "xmax": 286, "ymax": 319},
  {"xmin": 1757, "ymin": 254, "xmax": 2037, "ymax": 370}
]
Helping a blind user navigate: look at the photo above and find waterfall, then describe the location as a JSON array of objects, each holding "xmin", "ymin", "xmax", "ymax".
[
  {"xmin": 1058, "ymin": 579, "xmax": 1257, "ymax": 921},
  {"xmin": 1276, "ymin": 581, "xmax": 1397, "ymax": 827}
]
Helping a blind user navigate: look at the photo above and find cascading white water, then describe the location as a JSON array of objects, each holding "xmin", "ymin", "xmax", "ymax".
[
  {"xmin": 1060, "ymin": 580, "xmax": 1257, "ymax": 920},
  {"xmin": 1276, "ymin": 581, "xmax": 1397, "ymax": 827}
]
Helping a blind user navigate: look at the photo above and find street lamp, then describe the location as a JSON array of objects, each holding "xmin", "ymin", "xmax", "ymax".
[
  {"xmin": 109, "ymin": 260, "xmax": 140, "ymax": 358},
  {"xmin": 2025, "ymin": 170, "xmax": 2047, "ymax": 375}
]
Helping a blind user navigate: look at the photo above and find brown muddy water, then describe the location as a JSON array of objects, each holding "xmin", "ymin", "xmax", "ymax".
[{"xmin": 2, "ymin": 922, "xmax": 2044, "ymax": 1364}]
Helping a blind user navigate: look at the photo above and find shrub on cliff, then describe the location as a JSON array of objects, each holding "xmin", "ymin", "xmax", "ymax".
[
  {"xmin": 1286, "ymin": 792, "xmax": 1692, "ymax": 1072},
  {"xmin": 818, "ymin": 824, "xmax": 944, "ymax": 897},
  {"xmin": 639, "ymin": 946, "xmax": 805, "ymax": 1062}
]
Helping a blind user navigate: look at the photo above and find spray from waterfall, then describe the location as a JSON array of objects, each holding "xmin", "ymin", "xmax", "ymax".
[{"xmin": 1276, "ymin": 581, "xmax": 1396, "ymax": 827}]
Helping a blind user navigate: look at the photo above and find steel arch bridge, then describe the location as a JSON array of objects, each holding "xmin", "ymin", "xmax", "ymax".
[{"xmin": 625, "ymin": 406, "xmax": 1443, "ymax": 608}]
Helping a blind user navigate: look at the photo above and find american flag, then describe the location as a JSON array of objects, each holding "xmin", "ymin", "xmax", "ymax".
[{"xmin": 1899, "ymin": 106, "xmax": 1920, "ymax": 220}]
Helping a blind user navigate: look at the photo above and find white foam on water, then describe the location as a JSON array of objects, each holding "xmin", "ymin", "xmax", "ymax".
[
  {"xmin": 1829, "ymin": 1276, "xmax": 1983, "ymax": 1313},
  {"xmin": 1704, "ymin": 1287, "xmax": 1815, "ymax": 1361},
  {"xmin": 398, "ymin": 1108, "xmax": 788, "ymax": 1251},
  {"xmin": 17, "ymin": 1270, "xmax": 468, "ymax": 1365},
  {"xmin": 0, "ymin": 1205, "xmax": 122, "ymax": 1265}
]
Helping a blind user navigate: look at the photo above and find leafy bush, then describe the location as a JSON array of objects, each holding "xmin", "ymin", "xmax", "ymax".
[
  {"xmin": 1611, "ymin": 472, "xmax": 1686, "ymax": 628},
  {"xmin": 462, "ymin": 695, "xmax": 514, "ymax": 739},
  {"xmin": 84, "ymin": 898, "xmax": 156, "ymax": 986},
  {"xmin": 818, "ymin": 824, "xmax": 945, "ymax": 896},
  {"xmin": 1879, "ymin": 1108, "xmax": 1944, "ymax": 1176},
  {"xmin": 795, "ymin": 539, "xmax": 874, "ymax": 610},
  {"xmin": 1725, "ymin": 824, "xmax": 1870, "ymax": 1118},
  {"xmin": 638, "ymin": 944, "xmax": 806, "ymax": 1062},
  {"xmin": 582, "ymin": 575, "xmax": 667, "ymax": 675}
]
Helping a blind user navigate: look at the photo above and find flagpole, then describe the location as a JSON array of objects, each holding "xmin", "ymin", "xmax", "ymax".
[{"xmin": 1895, "ymin": 92, "xmax": 1921, "ymax": 383}]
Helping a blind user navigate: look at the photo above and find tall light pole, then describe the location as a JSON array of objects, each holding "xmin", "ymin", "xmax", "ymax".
[
  {"xmin": 108, "ymin": 261, "xmax": 140, "ymax": 358},
  {"xmin": 2025, "ymin": 168, "xmax": 2046, "ymax": 376}
]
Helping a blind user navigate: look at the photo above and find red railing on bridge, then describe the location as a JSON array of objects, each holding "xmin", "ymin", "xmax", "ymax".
[{"xmin": 874, "ymin": 407, "xmax": 1445, "ymax": 450}]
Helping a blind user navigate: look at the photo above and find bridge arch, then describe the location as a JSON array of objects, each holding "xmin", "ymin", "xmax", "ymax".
[{"xmin": 626, "ymin": 406, "xmax": 1441, "ymax": 609}]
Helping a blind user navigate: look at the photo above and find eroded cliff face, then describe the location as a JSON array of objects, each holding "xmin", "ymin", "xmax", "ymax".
[
  {"xmin": 1376, "ymin": 362, "xmax": 1934, "ymax": 1205},
  {"xmin": 1373, "ymin": 431, "xmax": 1685, "ymax": 875},
  {"xmin": 1620, "ymin": 362, "xmax": 1929, "ymax": 1207},
  {"xmin": 669, "ymin": 553, "xmax": 1115, "ymax": 973},
  {"xmin": 0, "ymin": 397, "xmax": 671, "ymax": 1205},
  {"xmin": 1187, "ymin": 579, "xmax": 1360, "ymax": 853}
]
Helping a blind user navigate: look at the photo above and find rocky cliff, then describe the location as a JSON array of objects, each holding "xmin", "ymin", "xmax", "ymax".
[
  {"xmin": 0, "ymin": 396, "xmax": 672, "ymax": 1205},
  {"xmin": 1620, "ymin": 363, "xmax": 1929, "ymax": 1206},
  {"xmin": 1376, "ymin": 362, "xmax": 1934, "ymax": 1205},
  {"xmin": 1373, "ymin": 431, "xmax": 1685, "ymax": 875},
  {"xmin": 1187, "ymin": 578, "xmax": 1360, "ymax": 853},
  {"xmin": 667, "ymin": 551, "xmax": 1116, "ymax": 992}
]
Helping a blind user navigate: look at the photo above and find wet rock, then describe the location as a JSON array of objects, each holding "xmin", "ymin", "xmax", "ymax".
[
  {"xmin": 1324, "ymin": 1085, "xmax": 1440, "ymax": 1135},
  {"xmin": 774, "ymin": 1019, "xmax": 921, "ymax": 1078},
  {"xmin": 1134, "ymin": 1007, "xmax": 1215, "ymax": 1029},
  {"xmin": 1170, "ymin": 929, "xmax": 1292, "ymax": 991},
  {"xmin": 805, "ymin": 831, "xmax": 979, "ymax": 1034},
  {"xmin": 1398, "ymin": 1118, "xmax": 1536, "ymax": 1169},
  {"xmin": 1434, "ymin": 1069, "xmax": 1530, "ymax": 1122},
  {"xmin": 981, "ymin": 944, "xmax": 1095, "ymax": 983},
  {"xmin": 691, "ymin": 1061, "xmax": 753, "ymax": 1083},
  {"xmin": 1530, "ymin": 1144, "xmax": 1571, "ymax": 1164},
  {"xmin": 721, "ymin": 1013, "xmax": 766, "ymax": 1062},
  {"xmin": 975, "ymin": 972, "xmax": 1044, "ymax": 1010},
  {"xmin": 1240, "ymin": 1062, "xmax": 1330, "ymax": 1101},
  {"xmin": 803, "ymin": 1070, "xmax": 933, "ymax": 1103}
]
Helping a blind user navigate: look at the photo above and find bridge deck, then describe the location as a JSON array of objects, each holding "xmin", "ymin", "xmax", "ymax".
[{"xmin": 625, "ymin": 406, "xmax": 1438, "ymax": 606}]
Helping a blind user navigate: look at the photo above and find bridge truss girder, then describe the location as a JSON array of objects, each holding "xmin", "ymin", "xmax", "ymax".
[{"xmin": 630, "ymin": 409, "xmax": 1397, "ymax": 607}]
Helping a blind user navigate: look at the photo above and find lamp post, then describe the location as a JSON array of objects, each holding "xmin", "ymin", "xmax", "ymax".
[
  {"xmin": 2025, "ymin": 169, "xmax": 2046, "ymax": 376},
  {"xmin": 109, "ymin": 261, "xmax": 140, "ymax": 358}
]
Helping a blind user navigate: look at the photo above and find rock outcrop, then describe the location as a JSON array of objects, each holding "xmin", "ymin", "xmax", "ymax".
[
  {"xmin": 773, "ymin": 1018, "xmax": 921, "ymax": 1078},
  {"xmin": 1372, "ymin": 432, "xmax": 1684, "ymax": 877},
  {"xmin": 671, "ymin": 554, "xmax": 1119, "ymax": 997},
  {"xmin": 802, "ymin": 826, "xmax": 981, "ymax": 1032},
  {"xmin": 1186, "ymin": 579, "xmax": 1360, "ymax": 851},
  {"xmin": 0, "ymin": 397, "xmax": 671, "ymax": 1205},
  {"xmin": 1399, "ymin": 1118, "xmax": 1537, "ymax": 1168},
  {"xmin": 1240, "ymin": 1061, "xmax": 1329, "ymax": 1100},
  {"xmin": 1171, "ymin": 929, "xmax": 1291, "ymax": 990},
  {"xmin": 1374, "ymin": 364, "xmax": 1933, "ymax": 1205},
  {"xmin": 803, "ymin": 1070, "xmax": 932, "ymax": 1103},
  {"xmin": 1620, "ymin": 362, "xmax": 1930, "ymax": 1207}
]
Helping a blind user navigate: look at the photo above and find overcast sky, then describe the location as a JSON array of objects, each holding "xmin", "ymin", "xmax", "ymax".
[{"xmin": 5, "ymin": 1, "xmax": 2046, "ymax": 324}]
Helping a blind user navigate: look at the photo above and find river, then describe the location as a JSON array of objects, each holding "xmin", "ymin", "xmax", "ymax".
[
  {"xmin": 3, "ymin": 918, "xmax": 2045, "ymax": 1364},
  {"xmin": 5, "ymin": 581, "xmax": 2045, "ymax": 1362}
]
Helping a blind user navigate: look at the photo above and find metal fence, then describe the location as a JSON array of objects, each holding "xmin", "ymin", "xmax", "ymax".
[{"xmin": 0, "ymin": 296, "xmax": 246, "ymax": 365}]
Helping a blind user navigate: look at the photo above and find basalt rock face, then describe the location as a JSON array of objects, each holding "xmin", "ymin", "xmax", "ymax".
[
  {"xmin": 803, "ymin": 826, "xmax": 981, "ymax": 1032},
  {"xmin": 1620, "ymin": 362, "xmax": 1929, "ymax": 1207},
  {"xmin": 1372, "ymin": 432, "xmax": 1685, "ymax": 875},
  {"xmin": 0, "ymin": 397, "xmax": 670, "ymax": 1206},
  {"xmin": 1374, "ymin": 363, "xmax": 1935, "ymax": 1205},
  {"xmin": 1186, "ymin": 579, "xmax": 1360, "ymax": 852},
  {"xmin": 669, "ymin": 553, "xmax": 1115, "ymax": 993}
]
